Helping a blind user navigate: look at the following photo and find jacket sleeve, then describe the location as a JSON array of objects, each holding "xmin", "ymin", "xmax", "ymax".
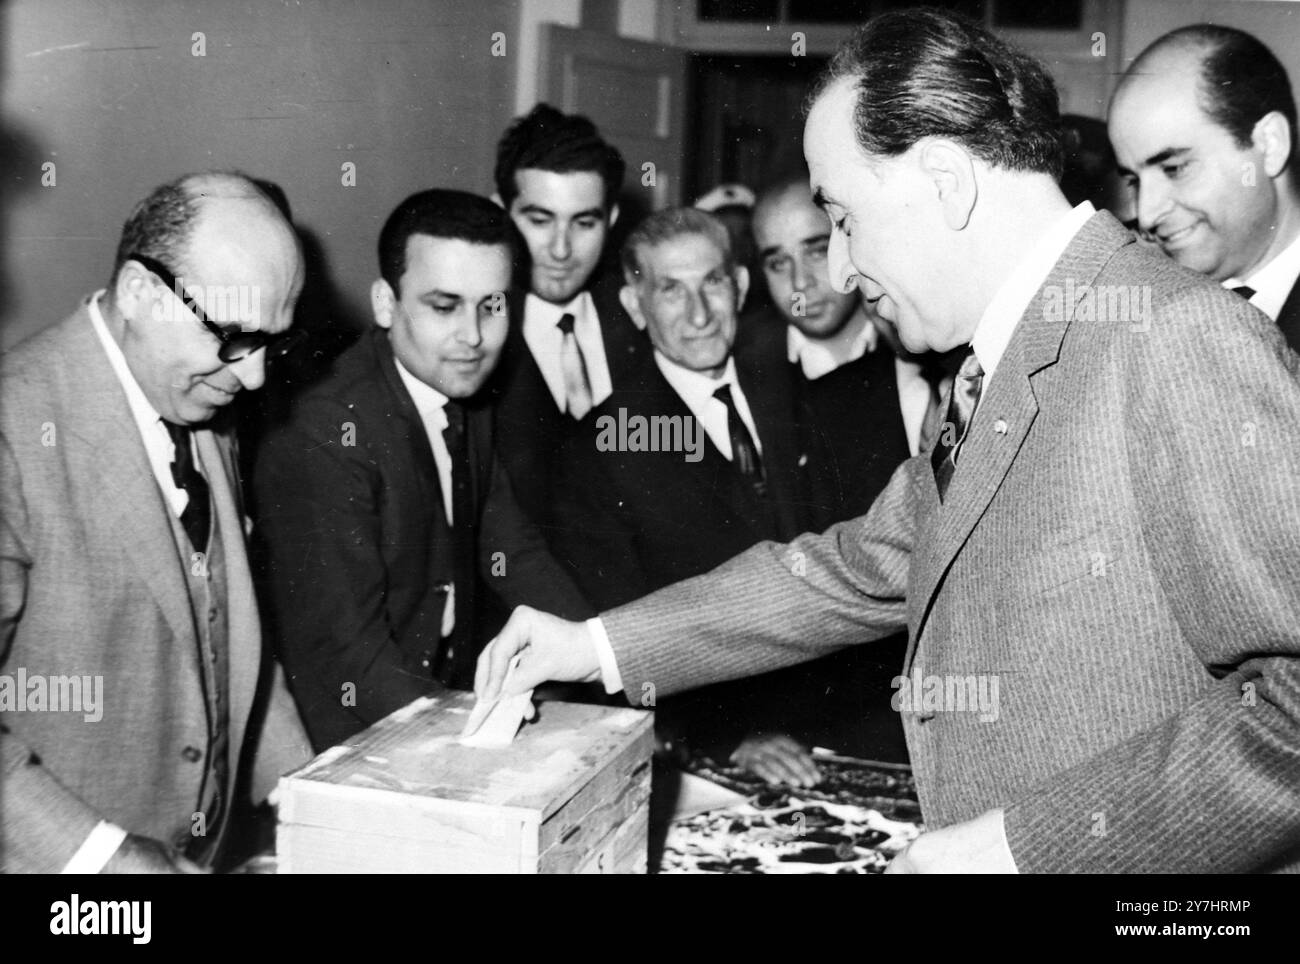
[
  {"xmin": 1003, "ymin": 291, "xmax": 1300, "ymax": 873},
  {"xmin": 0, "ymin": 432, "xmax": 104, "ymax": 872},
  {"xmin": 602, "ymin": 456, "xmax": 918, "ymax": 704}
]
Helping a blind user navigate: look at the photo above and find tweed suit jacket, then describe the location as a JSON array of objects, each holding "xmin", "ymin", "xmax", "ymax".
[
  {"xmin": 602, "ymin": 211, "xmax": 1300, "ymax": 873},
  {"xmin": 0, "ymin": 302, "xmax": 312, "ymax": 872}
]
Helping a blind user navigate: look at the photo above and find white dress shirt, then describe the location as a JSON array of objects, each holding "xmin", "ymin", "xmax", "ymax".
[
  {"xmin": 653, "ymin": 351, "xmax": 762, "ymax": 461},
  {"xmin": 392, "ymin": 358, "xmax": 457, "ymax": 639},
  {"xmin": 88, "ymin": 291, "xmax": 192, "ymax": 517},
  {"xmin": 971, "ymin": 201, "xmax": 1097, "ymax": 388},
  {"xmin": 523, "ymin": 291, "xmax": 614, "ymax": 413},
  {"xmin": 1222, "ymin": 228, "xmax": 1300, "ymax": 323},
  {"xmin": 590, "ymin": 201, "xmax": 1101, "ymax": 695},
  {"xmin": 786, "ymin": 309, "xmax": 873, "ymax": 380}
]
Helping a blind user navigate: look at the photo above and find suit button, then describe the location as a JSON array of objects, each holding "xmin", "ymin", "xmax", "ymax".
[
  {"xmin": 421, "ymin": 652, "xmax": 432, "ymax": 669},
  {"xmin": 208, "ymin": 607, "xmax": 219, "ymax": 622},
  {"xmin": 181, "ymin": 746, "xmax": 202, "ymax": 763}
]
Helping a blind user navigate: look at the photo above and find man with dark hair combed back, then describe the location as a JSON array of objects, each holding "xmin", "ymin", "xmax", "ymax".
[
  {"xmin": 1109, "ymin": 23, "xmax": 1300, "ymax": 350},
  {"xmin": 477, "ymin": 7, "xmax": 1300, "ymax": 874},
  {"xmin": 809, "ymin": 6, "xmax": 1064, "ymax": 180},
  {"xmin": 488, "ymin": 103, "xmax": 646, "ymax": 531},
  {"xmin": 254, "ymin": 188, "xmax": 591, "ymax": 751}
]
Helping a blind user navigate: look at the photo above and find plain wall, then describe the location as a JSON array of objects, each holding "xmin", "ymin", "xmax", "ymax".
[
  {"xmin": 1121, "ymin": 0, "xmax": 1300, "ymax": 77},
  {"xmin": 1, "ymin": 0, "xmax": 518, "ymax": 348}
]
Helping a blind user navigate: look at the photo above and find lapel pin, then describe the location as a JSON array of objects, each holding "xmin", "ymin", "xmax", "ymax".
[
  {"xmin": 797, "ymin": 453, "xmax": 809, "ymax": 467},
  {"xmin": 994, "ymin": 419, "xmax": 1008, "ymax": 435}
]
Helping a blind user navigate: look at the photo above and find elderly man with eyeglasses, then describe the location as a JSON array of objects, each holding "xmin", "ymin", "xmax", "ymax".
[{"xmin": 0, "ymin": 170, "xmax": 313, "ymax": 873}]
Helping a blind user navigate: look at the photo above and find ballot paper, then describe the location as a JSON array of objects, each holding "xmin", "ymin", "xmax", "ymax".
[{"xmin": 459, "ymin": 655, "xmax": 534, "ymax": 747}]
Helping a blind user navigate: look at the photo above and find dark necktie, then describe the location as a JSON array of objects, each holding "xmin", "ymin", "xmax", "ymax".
[
  {"xmin": 713, "ymin": 383, "xmax": 766, "ymax": 498},
  {"xmin": 917, "ymin": 358, "xmax": 949, "ymax": 454},
  {"xmin": 557, "ymin": 312, "xmax": 594, "ymax": 420},
  {"xmin": 162, "ymin": 420, "xmax": 210, "ymax": 554},
  {"xmin": 439, "ymin": 401, "xmax": 476, "ymax": 683},
  {"xmin": 930, "ymin": 349, "xmax": 984, "ymax": 503},
  {"xmin": 1230, "ymin": 285, "xmax": 1256, "ymax": 301}
]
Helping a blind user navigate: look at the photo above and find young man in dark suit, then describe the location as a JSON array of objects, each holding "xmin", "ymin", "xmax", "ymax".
[
  {"xmin": 551, "ymin": 208, "xmax": 878, "ymax": 785},
  {"xmin": 489, "ymin": 104, "xmax": 646, "ymax": 529},
  {"xmin": 1109, "ymin": 24, "xmax": 1300, "ymax": 351},
  {"xmin": 253, "ymin": 190, "xmax": 591, "ymax": 752}
]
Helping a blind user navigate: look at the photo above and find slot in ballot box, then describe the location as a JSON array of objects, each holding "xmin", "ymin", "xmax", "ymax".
[{"xmin": 276, "ymin": 692, "xmax": 654, "ymax": 873}]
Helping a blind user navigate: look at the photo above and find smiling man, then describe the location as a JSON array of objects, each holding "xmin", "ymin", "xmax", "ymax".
[
  {"xmin": 253, "ymin": 189, "xmax": 590, "ymax": 751},
  {"xmin": 477, "ymin": 9, "xmax": 1300, "ymax": 874},
  {"xmin": 549, "ymin": 208, "xmax": 843, "ymax": 784},
  {"xmin": 488, "ymin": 104, "xmax": 646, "ymax": 528},
  {"xmin": 1108, "ymin": 25, "xmax": 1300, "ymax": 350},
  {"xmin": 1, "ymin": 171, "xmax": 313, "ymax": 873}
]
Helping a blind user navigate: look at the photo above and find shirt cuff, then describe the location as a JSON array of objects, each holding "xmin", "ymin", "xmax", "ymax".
[
  {"xmin": 587, "ymin": 617, "xmax": 624, "ymax": 695},
  {"xmin": 996, "ymin": 810, "xmax": 1020, "ymax": 873},
  {"xmin": 62, "ymin": 821, "xmax": 128, "ymax": 874}
]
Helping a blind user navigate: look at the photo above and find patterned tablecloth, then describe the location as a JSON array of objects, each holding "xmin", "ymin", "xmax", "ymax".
[{"xmin": 659, "ymin": 751, "xmax": 923, "ymax": 874}]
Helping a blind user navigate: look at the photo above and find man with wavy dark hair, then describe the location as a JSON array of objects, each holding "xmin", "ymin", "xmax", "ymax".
[
  {"xmin": 1109, "ymin": 24, "xmax": 1300, "ymax": 350},
  {"xmin": 488, "ymin": 104, "xmax": 645, "ymax": 528},
  {"xmin": 478, "ymin": 7, "xmax": 1300, "ymax": 873}
]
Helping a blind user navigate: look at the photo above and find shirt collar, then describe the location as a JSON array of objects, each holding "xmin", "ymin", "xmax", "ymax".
[
  {"xmin": 971, "ymin": 201, "xmax": 1096, "ymax": 385},
  {"xmin": 392, "ymin": 355, "xmax": 450, "ymax": 417},
  {"xmin": 524, "ymin": 290, "xmax": 593, "ymax": 331},
  {"xmin": 786, "ymin": 308, "xmax": 875, "ymax": 379},
  {"xmin": 1224, "ymin": 228, "xmax": 1300, "ymax": 322},
  {"xmin": 87, "ymin": 290, "xmax": 168, "ymax": 436},
  {"xmin": 654, "ymin": 350, "xmax": 740, "ymax": 411}
]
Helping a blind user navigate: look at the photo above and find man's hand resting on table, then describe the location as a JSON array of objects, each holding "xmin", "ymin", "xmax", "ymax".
[
  {"xmin": 730, "ymin": 733, "xmax": 821, "ymax": 787},
  {"xmin": 475, "ymin": 606, "xmax": 603, "ymax": 700}
]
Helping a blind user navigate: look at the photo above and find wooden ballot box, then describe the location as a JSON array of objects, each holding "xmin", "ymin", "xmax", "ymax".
[{"xmin": 276, "ymin": 692, "xmax": 654, "ymax": 873}]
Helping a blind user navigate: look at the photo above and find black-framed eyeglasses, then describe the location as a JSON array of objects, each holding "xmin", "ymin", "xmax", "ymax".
[{"xmin": 128, "ymin": 252, "xmax": 305, "ymax": 363}]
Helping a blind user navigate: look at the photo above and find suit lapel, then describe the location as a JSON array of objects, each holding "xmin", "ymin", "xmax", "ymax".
[
  {"xmin": 907, "ymin": 213, "xmax": 1133, "ymax": 665},
  {"xmin": 1275, "ymin": 276, "xmax": 1300, "ymax": 354},
  {"xmin": 66, "ymin": 308, "xmax": 198, "ymax": 649},
  {"xmin": 736, "ymin": 335, "xmax": 807, "ymax": 538},
  {"xmin": 194, "ymin": 427, "xmax": 257, "ymax": 763},
  {"xmin": 370, "ymin": 329, "xmax": 442, "ymax": 500},
  {"xmin": 589, "ymin": 269, "xmax": 646, "ymax": 386}
]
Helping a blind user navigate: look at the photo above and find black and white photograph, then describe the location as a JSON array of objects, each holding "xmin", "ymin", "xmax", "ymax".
[{"xmin": 1, "ymin": 0, "xmax": 1297, "ymax": 914}]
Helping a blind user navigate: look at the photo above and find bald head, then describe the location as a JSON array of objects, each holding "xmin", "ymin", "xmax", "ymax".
[
  {"xmin": 107, "ymin": 171, "xmax": 304, "ymax": 425},
  {"xmin": 752, "ymin": 175, "xmax": 861, "ymax": 338},
  {"xmin": 1109, "ymin": 25, "xmax": 1299, "ymax": 281}
]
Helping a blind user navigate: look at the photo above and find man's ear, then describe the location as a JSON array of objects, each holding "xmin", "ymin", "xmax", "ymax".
[
  {"xmin": 1252, "ymin": 110, "xmax": 1293, "ymax": 180},
  {"xmin": 918, "ymin": 138, "xmax": 978, "ymax": 231},
  {"xmin": 371, "ymin": 279, "xmax": 398, "ymax": 330},
  {"xmin": 113, "ymin": 260, "xmax": 153, "ymax": 326},
  {"xmin": 607, "ymin": 202, "xmax": 621, "ymax": 229},
  {"xmin": 733, "ymin": 264, "xmax": 750, "ymax": 313},
  {"xmin": 619, "ymin": 283, "xmax": 647, "ymax": 330}
]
